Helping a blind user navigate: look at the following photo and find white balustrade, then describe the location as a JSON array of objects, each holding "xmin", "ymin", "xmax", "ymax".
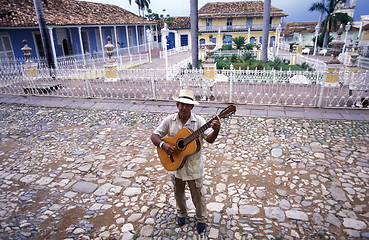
[{"xmin": 1, "ymin": 58, "xmax": 368, "ymax": 108}]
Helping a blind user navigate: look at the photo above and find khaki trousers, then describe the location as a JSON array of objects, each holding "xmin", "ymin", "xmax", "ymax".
[{"xmin": 172, "ymin": 175, "xmax": 207, "ymax": 223}]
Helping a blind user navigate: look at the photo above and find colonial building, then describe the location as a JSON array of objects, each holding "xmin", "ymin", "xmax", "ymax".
[
  {"xmin": 0, "ymin": 0, "xmax": 155, "ymax": 61},
  {"xmin": 161, "ymin": 16, "xmax": 191, "ymax": 50},
  {"xmin": 197, "ymin": 1, "xmax": 287, "ymax": 47}
]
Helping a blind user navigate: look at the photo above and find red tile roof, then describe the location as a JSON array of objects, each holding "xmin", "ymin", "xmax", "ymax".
[
  {"xmin": 167, "ymin": 17, "xmax": 190, "ymax": 29},
  {"xmin": 199, "ymin": 1, "xmax": 287, "ymax": 18},
  {"xmin": 283, "ymin": 22, "xmax": 318, "ymax": 35},
  {"xmin": 0, "ymin": 0, "xmax": 153, "ymax": 27}
]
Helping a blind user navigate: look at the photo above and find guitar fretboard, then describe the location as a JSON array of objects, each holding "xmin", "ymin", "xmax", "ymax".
[{"xmin": 183, "ymin": 116, "xmax": 217, "ymax": 146}]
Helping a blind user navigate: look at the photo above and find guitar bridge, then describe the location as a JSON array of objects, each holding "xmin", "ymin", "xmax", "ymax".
[{"xmin": 169, "ymin": 155, "xmax": 175, "ymax": 163}]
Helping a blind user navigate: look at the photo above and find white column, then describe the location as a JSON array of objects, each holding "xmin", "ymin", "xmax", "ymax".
[
  {"xmin": 125, "ymin": 25, "xmax": 131, "ymax": 55},
  {"xmin": 48, "ymin": 27, "xmax": 58, "ymax": 68},
  {"xmin": 175, "ymin": 31, "xmax": 180, "ymax": 50},
  {"xmin": 144, "ymin": 25, "xmax": 148, "ymax": 51},
  {"xmin": 155, "ymin": 25, "xmax": 159, "ymax": 48},
  {"xmin": 99, "ymin": 26, "xmax": 105, "ymax": 59},
  {"xmin": 135, "ymin": 25, "xmax": 140, "ymax": 53},
  {"xmin": 78, "ymin": 27, "xmax": 86, "ymax": 65},
  {"xmin": 114, "ymin": 26, "xmax": 119, "ymax": 57},
  {"xmin": 146, "ymin": 28, "xmax": 152, "ymax": 63},
  {"xmin": 357, "ymin": 21, "xmax": 363, "ymax": 41}
]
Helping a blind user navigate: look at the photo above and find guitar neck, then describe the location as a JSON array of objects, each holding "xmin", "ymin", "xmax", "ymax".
[{"xmin": 183, "ymin": 117, "xmax": 217, "ymax": 146}]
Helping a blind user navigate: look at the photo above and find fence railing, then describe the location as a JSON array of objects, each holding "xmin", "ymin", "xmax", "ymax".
[
  {"xmin": 358, "ymin": 56, "xmax": 369, "ymax": 70},
  {"xmin": 0, "ymin": 42, "xmax": 158, "ymax": 70},
  {"xmin": 159, "ymin": 46, "xmax": 190, "ymax": 59},
  {"xmin": 212, "ymin": 49, "xmax": 257, "ymax": 58},
  {"xmin": 1, "ymin": 65, "xmax": 368, "ymax": 109},
  {"xmin": 199, "ymin": 23, "xmax": 286, "ymax": 32}
]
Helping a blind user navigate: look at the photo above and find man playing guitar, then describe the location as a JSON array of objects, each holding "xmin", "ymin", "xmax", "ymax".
[{"xmin": 150, "ymin": 89, "xmax": 221, "ymax": 234}]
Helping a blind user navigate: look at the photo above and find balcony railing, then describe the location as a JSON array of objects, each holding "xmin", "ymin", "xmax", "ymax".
[{"xmin": 199, "ymin": 23, "xmax": 285, "ymax": 32}]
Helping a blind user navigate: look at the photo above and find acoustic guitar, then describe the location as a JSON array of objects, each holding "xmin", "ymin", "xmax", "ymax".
[{"xmin": 157, "ymin": 105, "xmax": 236, "ymax": 171}]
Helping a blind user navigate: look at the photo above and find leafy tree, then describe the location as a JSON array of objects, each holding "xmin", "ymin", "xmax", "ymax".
[
  {"xmin": 309, "ymin": 0, "xmax": 352, "ymax": 48},
  {"xmin": 232, "ymin": 37, "xmax": 245, "ymax": 49},
  {"xmin": 146, "ymin": 9, "xmax": 159, "ymax": 21}
]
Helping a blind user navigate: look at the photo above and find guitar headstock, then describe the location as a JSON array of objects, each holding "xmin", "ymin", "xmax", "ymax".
[{"xmin": 218, "ymin": 105, "xmax": 236, "ymax": 119}]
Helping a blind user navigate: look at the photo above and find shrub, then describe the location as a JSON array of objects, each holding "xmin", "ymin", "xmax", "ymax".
[
  {"xmin": 232, "ymin": 36, "xmax": 245, "ymax": 49},
  {"xmin": 244, "ymin": 43, "xmax": 254, "ymax": 50},
  {"xmin": 241, "ymin": 52, "xmax": 254, "ymax": 62},
  {"xmin": 221, "ymin": 44, "xmax": 233, "ymax": 50}
]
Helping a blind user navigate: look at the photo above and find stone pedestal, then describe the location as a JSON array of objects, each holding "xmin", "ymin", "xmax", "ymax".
[
  {"xmin": 256, "ymin": 49, "xmax": 262, "ymax": 60},
  {"xmin": 325, "ymin": 64, "xmax": 342, "ymax": 86},
  {"xmin": 296, "ymin": 45, "xmax": 303, "ymax": 55},
  {"xmin": 289, "ymin": 53, "xmax": 297, "ymax": 65},
  {"xmin": 23, "ymin": 62, "xmax": 39, "ymax": 78},
  {"xmin": 104, "ymin": 62, "xmax": 118, "ymax": 82},
  {"xmin": 203, "ymin": 62, "xmax": 216, "ymax": 79}
]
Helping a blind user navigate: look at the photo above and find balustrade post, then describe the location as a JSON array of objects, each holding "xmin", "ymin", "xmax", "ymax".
[
  {"xmin": 84, "ymin": 69, "xmax": 92, "ymax": 98},
  {"xmin": 21, "ymin": 40, "xmax": 39, "ymax": 79},
  {"xmin": 151, "ymin": 70, "xmax": 156, "ymax": 100},
  {"xmin": 104, "ymin": 36, "xmax": 118, "ymax": 82},
  {"xmin": 317, "ymin": 69, "xmax": 326, "ymax": 107},
  {"xmin": 229, "ymin": 64, "xmax": 234, "ymax": 103}
]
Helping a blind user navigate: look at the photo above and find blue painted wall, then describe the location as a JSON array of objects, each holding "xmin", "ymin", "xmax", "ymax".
[
  {"xmin": 88, "ymin": 27, "xmax": 98, "ymax": 54},
  {"xmin": 6, "ymin": 29, "xmax": 36, "ymax": 59},
  {"xmin": 117, "ymin": 26, "xmax": 127, "ymax": 48},
  {"xmin": 2, "ymin": 24, "xmax": 155, "ymax": 60},
  {"xmin": 70, "ymin": 28, "xmax": 81, "ymax": 55}
]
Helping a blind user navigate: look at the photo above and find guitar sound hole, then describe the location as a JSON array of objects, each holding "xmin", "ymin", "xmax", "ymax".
[{"xmin": 177, "ymin": 139, "xmax": 185, "ymax": 150}]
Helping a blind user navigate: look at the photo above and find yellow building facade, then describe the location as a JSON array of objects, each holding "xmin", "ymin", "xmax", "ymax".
[{"xmin": 197, "ymin": 1, "xmax": 287, "ymax": 47}]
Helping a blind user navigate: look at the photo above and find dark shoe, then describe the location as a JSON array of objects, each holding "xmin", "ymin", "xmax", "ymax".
[
  {"xmin": 177, "ymin": 217, "xmax": 186, "ymax": 226},
  {"xmin": 197, "ymin": 222, "xmax": 206, "ymax": 233}
]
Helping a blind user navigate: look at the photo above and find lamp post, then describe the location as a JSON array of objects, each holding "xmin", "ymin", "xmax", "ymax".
[
  {"xmin": 313, "ymin": 24, "xmax": 320, "ymax": 55},
  {"xmin": 146, "ymin": 28, "xmax": 152, "ymax": 63},
  {"xmin": 276, "ymin": 24, "xmax": 282, "ymax": 56},
  {"xmin": 161, "ymin": 23, "xmax": 169, "ymax": 80},
  {"xmin": 343, "ymin": 22, "xmax": 351, "ymax": 53}
]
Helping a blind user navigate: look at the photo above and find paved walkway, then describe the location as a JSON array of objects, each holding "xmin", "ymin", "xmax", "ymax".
[{"xmin": 1, "ymin": 94, "xmax": 368, "ymax": 121}]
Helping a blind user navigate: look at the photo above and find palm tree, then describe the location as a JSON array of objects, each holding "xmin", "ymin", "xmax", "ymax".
[
  {"xmin": 261, "ymin": 0, "xmax": 271, "ymax": 62},
  {"xmin": 309, "ymin": 0, "xmax": 352, "ymax": 48},
  {"xmin": 233, "ymin": 37, "xmax": 245, "ymax": 49},
  {"xmin": 128, "ymin": 0, "xmax": 150, "ymax": 16},
  {"xmin": 33, "ymin": 0, "xmax": 55, "ymax": 69},
  {"xmin": 190, "ymin": 0, "xmax": 198, "ymax": 69}
]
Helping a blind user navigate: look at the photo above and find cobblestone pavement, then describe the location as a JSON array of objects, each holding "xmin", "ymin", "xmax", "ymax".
[{"xmin": 0, "ymin": 103, "xmax": 368, "ymax": 240}]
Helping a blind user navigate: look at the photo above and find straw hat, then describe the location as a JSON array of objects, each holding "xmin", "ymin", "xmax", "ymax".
[{"xmin": 172, "ymin": 89, "xmax": 199, "ymax": 105}]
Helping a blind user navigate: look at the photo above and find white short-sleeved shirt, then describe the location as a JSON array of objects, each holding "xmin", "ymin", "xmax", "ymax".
[{"xmin": 153, "ymin": 112, "xmax": 212, "ymax": 181}]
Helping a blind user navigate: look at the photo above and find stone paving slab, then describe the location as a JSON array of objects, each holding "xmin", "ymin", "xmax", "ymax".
[
  {"xmin": 80, "ymin": 101, "xmax": 98, "ymax": 109},
  {"xmin": 129, "ymin": 104, "xmax": 147, "ymax": 111},
  {"xmin": 285, "ymin": 111, "xmax": 305, "ymax": 119},
  {"xmin": 321, "ymin": 113, "xmax": 345, "ymax": 120},
  {"xmin": 115, "ymin": 103, "xmax": 135, "ymax": 110},
  {"xmin": 250, "ymin": 109, "xmax": 268, "ymax": 116},
  {"xmin": 341, "ymin": 113, "xmax": 366, "ymax": 121},
  {"xmin": 267, "ymin": 110, "xmax": 286, "ymax": 117}
]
